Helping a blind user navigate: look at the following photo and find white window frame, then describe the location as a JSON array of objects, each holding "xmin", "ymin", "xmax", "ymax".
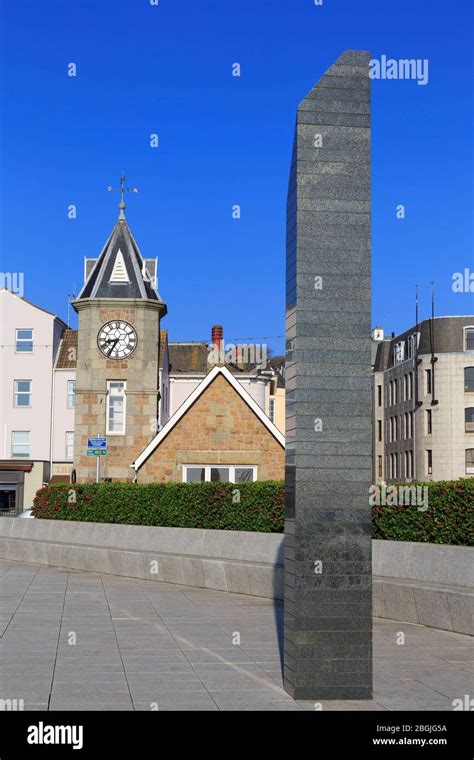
[
  {"xmin": 11, "ymin": 431, "xmax": 30, "ymax": 458},
  {"xmin": 269, "ymin": 398, "xmax": 275, "ymax": 423},
  {"xmin": 67, "ymin": 380, "xmax": 76, "ymax": 409},
  {"xmin": 65, "ymin": 431, "xmax": 74, "ymax": 460},
  {"xmin": 106, "ymin": 381, "xmax": 127, "ymax": 435},
  {"xmin": 15, "ymin": 329, "xmax": 33, "ymax": 353},
  {"xmin": 466, "ymin": 449, "xmax": 474, "ymax": 475},
  {"xmin": 14, "ymin": 379, "xmax": 31, "ymax": 407},
  {"xmin": 182, "ymin": 465, "xmax": 257, "ymax": 483}
]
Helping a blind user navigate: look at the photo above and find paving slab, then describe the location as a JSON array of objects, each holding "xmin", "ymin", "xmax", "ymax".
[{"xmin": 0, "ymin": 560, "xmax": 471, "ymax": 712}]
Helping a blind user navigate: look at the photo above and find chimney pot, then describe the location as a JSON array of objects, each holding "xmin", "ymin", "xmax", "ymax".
[{"xmin": 211, "ymin": 324, "xmax": 224, "ymax": 353}]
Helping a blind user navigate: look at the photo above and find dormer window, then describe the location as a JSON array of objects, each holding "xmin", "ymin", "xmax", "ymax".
[
  {"xmin": 464, "ymin": 327, "xmax": 474, "ymax": 351},
  {"xmin": 393, "ymin": 341, "xmax": 405, "ymax": 364}
]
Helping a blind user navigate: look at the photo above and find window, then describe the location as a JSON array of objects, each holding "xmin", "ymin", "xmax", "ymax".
[
  {"xmin": 405, "ymin": 450, "xmax": 413, "ymax": 479},
  {"xmin": 269, "ymin": 398, "xmax": 275, "ymax": 423},
  {"xmin": 389, "ymin": 381, "xmax": 393, "ymax": 406},
  {"xmin": 466, "ymin": 449, "xmax": 474, "ymax": 475},
  {"xmin": 377, "ymin": 385, "xmax": 382, "ymax": 407},
  {"xmin": 378, "ymin": 456, "xmax": 383, "ymax": 478},
  {"xmin": 407, "ymin": 334, "xmax": 417, "ymax": 359},
  {"xmin": 393, "ymin": 453, "xmax": 398, "ymax": 479},
  {"xmin": 426, "ymin": 409, "xmax": 432, "ymax": 435},
  {"xmin": 15, "ymin": 329, "xmax": 33, "ymax": 353},
  {"xmin": 425, "ymin": 369, "xmax": 432, "ymax": 394},
  {"xmin": 182, "ymin": 465, "xmax": 257, "ymax": 483},
  {"xmin": 409, "ymin": 371, "xmax": 413, "ymax": 399},
  {"xmin": 393, "ymin": 379, "xmax": 398, "ymax": 404},
  {"xmin": 377, "ymin": 420, "xmax": 382, "ymax": 442},
  {"xmin": 14, "ymin": 380, "xmax": 31, "ymax": 407},
  {"xmin": 465, "ymin": 408, "xmax": 474, "ymax": 433},
  {"xmin": 65, "ymin": 431, "xmax": 74, "ymax": 460},
  {"xmin": 426, "ymin": 449, "xmax": 432, "ymax": 475},
  {"xmin": 106, "ymin": 381, "xmax": 126, "ymax": 434},
  {"xmin": 403, "ymin": 375, "xmax": 408, "ymax": 401},
  {"xmin": 393, "ymin": 417, "xmax": 397, "ymax": 442},
  {"xmin": 409, "ymin": 411, "xmax": 413, "ymax": 439},
  {"xmin": 465, "ymin": 368, "xmax": 474, "ymax": 392},
  {"xmin": 409, "ymin": 450, "xmax": 414, "ymax": 479},
  {"xmin": 12, "ymin": 431, "xmax": 29, "ymax": 458},
  {"xmin": 67, "ymin": 380, "xmax": 76, "ymax": 409},
  {"xmin": 464, "ymin": 328, "xmax": 474, "ymax": 351},
  {"xmin": 393, "ymin": 342, "xmax": 405, "ymax": 364}
]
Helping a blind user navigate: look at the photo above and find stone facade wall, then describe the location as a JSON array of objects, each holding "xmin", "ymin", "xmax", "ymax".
[
  {"xmin": 415, "ymin": 353, "xmax": 474, "ymax": 481},
  {"xmin": 138, "ymin": 374, "xmax": 284, "ymax": 482},
  {"xmin": 73, "ymin": 301, "xmax": 162, "ymax": 482}
]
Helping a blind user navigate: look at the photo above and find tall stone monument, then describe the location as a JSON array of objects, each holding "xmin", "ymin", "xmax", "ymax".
[{"xmin": 284, "ymin": 50, "xmax": 372, "ymax": 700}]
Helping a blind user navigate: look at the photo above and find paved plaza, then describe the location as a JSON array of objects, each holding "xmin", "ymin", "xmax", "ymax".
[{"xmin": 0, "ymin": 559, "xmax": 472, "ymax": 711}]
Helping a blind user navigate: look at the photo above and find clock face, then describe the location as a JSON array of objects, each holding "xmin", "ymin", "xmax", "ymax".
[{"xmin": 97, "ymin": 321, "xmax": 138, "ymax": 360}]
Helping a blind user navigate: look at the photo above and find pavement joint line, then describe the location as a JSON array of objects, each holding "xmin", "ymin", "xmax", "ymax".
[
  {"xmin": 46, "ymin": 568, "xmax": 70, "ymax": 710},
  {"xmin": 140, "ymin": 582, "xmax": 223, "ymax": 711},
  {"xmin": 0, "ymin": 563, "xmax": 42, "ymax": 639}
]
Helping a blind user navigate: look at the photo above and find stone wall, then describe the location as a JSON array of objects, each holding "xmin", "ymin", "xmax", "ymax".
[
  {"xmin": 138, "ymin": 373, "xmax": 285, "ymax": 482},
  {"xmin": 73, "ymin": 301, "xmax": 162, "ymax": 482}
]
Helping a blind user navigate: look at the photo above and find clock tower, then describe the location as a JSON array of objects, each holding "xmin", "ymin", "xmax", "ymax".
[{"xmin": 72, "ymin": 181, "xmax": 167, "ymax": 482}]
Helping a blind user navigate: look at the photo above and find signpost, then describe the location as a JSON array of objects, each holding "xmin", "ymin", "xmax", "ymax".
[{"xmin": 87, "ymin": 437, "xmax": 107, "ymax": 482}]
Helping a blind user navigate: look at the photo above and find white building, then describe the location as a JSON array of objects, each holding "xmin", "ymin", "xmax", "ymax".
[{"xmin": 0, "ymin": 290, "xmax": 68, "ymax": 512}]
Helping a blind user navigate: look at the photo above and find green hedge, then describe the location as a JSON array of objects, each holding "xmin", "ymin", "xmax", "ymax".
[
  {"xmin": 32, "ymin": 478, "xmax": 473, "ymax": 545},
  {"xmin": 371, "ymin": 479, "xmax": 474, "ymax": 546},
  {"xmin": 32, "ymin": 481, "xmax": 285, "ymax": 533}
]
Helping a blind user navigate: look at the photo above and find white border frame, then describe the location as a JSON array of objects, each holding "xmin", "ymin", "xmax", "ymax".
[
  {"xmin": 106, "ymin": 380, "xmax": 127, "ymax": 436},
  {"xmin": 15, "ymin": 328, "xmax": 34, "ymax": 354},
  {"xmin": 182, "ymin": 465, "xmax": 257, "ymax": 483}
]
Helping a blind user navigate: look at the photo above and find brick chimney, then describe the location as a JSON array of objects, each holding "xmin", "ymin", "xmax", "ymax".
[
  {"xmin": 211, "ymin": 324, "xmax": 224, "ymax": 353},
  {"xmin": 208, "ymin": 324, "xmax": 224, "ymax": 368}
]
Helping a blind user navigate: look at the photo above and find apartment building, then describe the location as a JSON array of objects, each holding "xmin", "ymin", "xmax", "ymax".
[
  {"xmin": 0, "ymin": 290, "xmax": 69, "ymax": 512},
  {"xmin": 372, "ymin": 316, "xmax": 474, "ymax": 483}
]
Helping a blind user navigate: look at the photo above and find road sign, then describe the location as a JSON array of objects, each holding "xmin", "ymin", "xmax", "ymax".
[
  {"xmin": 88, "ymin": 437, "xmax": 107, "ymax": 449},
  {"xmin": 87, "ymin": 449, "xmax": 107, "ymax": 456}
]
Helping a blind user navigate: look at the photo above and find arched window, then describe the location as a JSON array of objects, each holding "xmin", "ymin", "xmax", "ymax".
[
  {"xmin": 464, "ymin": 327, "xmax": 474, "ymax": 352},
  {"xmin": 465, "ymin": 408, "xmax": 474, "ymax": 433},
  {"xmin": 465, "ymin": 367, "xmax": 474, "ymax": 392}
]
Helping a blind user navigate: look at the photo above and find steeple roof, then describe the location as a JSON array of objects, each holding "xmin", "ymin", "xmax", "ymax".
[{"xmin": 75, "ymin": 215, "xmax": 166, "ymax": 306}]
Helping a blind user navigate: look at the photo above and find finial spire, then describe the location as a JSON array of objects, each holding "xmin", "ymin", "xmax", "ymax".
[{"xmin": 107, "ymin": 172, "xmax": 139, "ymax": 219}]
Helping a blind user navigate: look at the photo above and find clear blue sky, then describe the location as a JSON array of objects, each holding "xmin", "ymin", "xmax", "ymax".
[{"xmin": 0, "ymin": 0, "xmax": 472, "ymax": 355}]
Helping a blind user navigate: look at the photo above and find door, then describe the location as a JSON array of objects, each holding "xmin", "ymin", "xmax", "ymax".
[{"xmin": 0, "ymin": 488, "xmax": 17, "ymax": 515}]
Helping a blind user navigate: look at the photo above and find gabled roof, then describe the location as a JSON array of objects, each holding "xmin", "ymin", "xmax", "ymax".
[
  {"xmin": 75, "ymin": 216, "xmax": 166, "ymax": 307},
  {"xmin": 55, "ymin": 329, "xmax": 78, "ymax": 369},
  {"xmin": 132, "ymin": 364, "xmax": 285, "ymax": 470},
  {"xmin": 0, "ymin": 289, "xmax": 67, "ymax": 325}
]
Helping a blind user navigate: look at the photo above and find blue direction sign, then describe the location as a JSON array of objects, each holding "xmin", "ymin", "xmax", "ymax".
[{"xmin": 88, "ymin": 437, "xmax": 107, "ymax": 449}]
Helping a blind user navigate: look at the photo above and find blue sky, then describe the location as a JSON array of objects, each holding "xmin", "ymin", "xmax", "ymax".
[{"xmin": 0, "ymin": 0, "xmax": 472, "ymax": 355}]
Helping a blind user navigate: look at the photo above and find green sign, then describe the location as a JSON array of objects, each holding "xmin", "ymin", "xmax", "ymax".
[{"xmin": 87, "ymin": 449, "xmax": 107, "ymax": 456}]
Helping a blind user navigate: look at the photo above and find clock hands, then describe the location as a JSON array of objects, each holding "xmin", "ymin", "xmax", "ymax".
[{"xmin": 104, "ymin": 337, "xmax": 120, "ymax": 356}]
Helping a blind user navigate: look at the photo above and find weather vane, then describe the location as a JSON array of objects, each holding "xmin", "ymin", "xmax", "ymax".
[{"xmin": 107, "ymin": 172, "xmax": 139, "ymax": 218}]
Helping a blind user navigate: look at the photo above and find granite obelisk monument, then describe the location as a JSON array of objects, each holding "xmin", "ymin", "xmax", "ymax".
[{"xmin": 284, "ymin": 50, "xmax": 373, "ymax": 700}]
